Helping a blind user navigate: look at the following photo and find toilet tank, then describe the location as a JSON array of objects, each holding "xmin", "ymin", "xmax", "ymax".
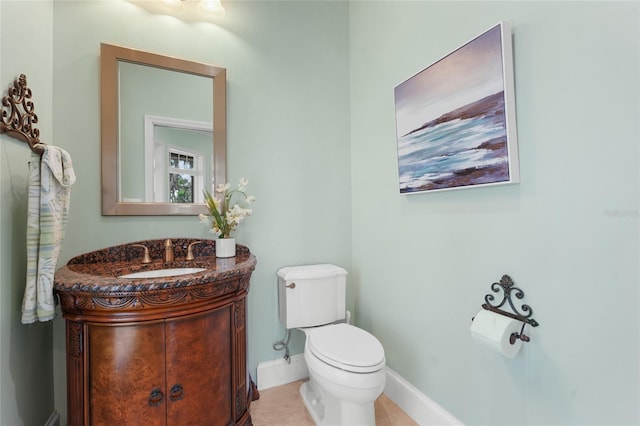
[{"xmin": 277, "ymin": 264, "xmax": 347, "ymax": 329}]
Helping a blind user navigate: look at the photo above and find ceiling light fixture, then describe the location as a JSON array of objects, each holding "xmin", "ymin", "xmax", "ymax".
[{"xmin": 154, "ymin": 0, "xmax": 225, "ymax": 17}]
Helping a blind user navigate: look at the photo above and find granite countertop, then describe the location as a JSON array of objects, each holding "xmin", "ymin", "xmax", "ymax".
[{"xmin": 54, "ymin": 238, "xmax": 257, "ymax": 294}]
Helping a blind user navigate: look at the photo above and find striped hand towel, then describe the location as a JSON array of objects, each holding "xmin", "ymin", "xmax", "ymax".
[{"xmin": 21, "ymin": 144, "xmax": 76, "ymax": 324}]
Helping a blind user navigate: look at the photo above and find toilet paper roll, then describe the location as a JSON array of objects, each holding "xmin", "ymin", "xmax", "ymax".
[{"xmin": 470, "ymin": 309, "xmax": 523, "ymax": 358}]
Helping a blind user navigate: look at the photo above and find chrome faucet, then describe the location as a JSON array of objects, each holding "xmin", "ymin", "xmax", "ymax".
[{"xmin": 163, "ymin": 239, "xmax": 174, "ymax": 263}]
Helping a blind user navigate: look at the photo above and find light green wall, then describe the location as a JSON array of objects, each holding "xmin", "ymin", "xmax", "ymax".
[
  {"xmin": 350, "ymin": 1, "xmax": 639, "ymax": 425},
  {"xmin": 1, "ymin": 1, "xmax": 638, "ymax": 425},
  {"xmin": 0, "ymin": 1, "xmax": 56, "ymax": 425}
]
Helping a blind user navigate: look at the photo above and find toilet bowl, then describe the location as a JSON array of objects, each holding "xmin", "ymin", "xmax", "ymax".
[
  {"xmin": 277, "ymin": 264, "xmax": 386, "ymax": 426},
  {"xmin": 300, "ymin": 323, "xmax": 386, "ymax": 426}
]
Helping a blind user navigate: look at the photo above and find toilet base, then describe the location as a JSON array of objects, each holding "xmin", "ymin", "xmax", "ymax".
[
  {"xmin": 300, "ymin": 379, "xmax": 376, "ymax": 426},
  {"xmin": 300, "ymin": 380, "xmax": 325, "ymax": 425}
]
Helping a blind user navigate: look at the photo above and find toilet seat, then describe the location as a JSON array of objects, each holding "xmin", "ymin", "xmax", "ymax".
[{"xmin": 305, "ymin": 323, "xmax": 385, "ymax": 373}]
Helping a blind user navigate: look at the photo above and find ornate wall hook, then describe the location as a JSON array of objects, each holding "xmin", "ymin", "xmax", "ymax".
[{"xmin": 1, "ymin": 74, "xmax": 44, "ymax": 154}]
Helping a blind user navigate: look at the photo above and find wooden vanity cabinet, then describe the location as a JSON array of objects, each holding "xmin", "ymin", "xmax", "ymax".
[
  {"xmin": 54, "ymin": 242, "xmax": 256, "ymax": 426},
  {"xmin": 86, "ymin": 303, "xmax": 234, "ymax": 425}
]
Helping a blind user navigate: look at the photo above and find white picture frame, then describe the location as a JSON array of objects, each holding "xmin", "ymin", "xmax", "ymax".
[{"xmin": 394, "ymin": 21, "xmax": 519, "ymax": 194}]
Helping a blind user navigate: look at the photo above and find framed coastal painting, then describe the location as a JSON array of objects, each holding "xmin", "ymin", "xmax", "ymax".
[{"xmin": 394, "ymin": 22, "xmax": 519, "ymax": 194}]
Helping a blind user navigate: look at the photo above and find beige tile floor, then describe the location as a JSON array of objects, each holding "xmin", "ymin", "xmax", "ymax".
[{"xmin": 250, "ymin": 380, "xmax": 418, "ymax": 426}]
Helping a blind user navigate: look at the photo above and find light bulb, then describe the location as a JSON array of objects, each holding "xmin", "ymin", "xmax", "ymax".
[{"xmin": 198, "ymin": 0, "xmax": 225, "ymax": 16}]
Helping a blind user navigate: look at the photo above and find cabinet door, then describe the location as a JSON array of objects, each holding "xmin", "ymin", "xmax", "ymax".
[
  {"xmin": 89, "ymin": 321, "xmax": 167, "ymax": 426},
  {"xmin": 165, "ymin": 305, "xmax": 233, "ymax": 426}
]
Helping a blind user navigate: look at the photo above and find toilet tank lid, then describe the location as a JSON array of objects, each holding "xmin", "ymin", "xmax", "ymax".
[{"xmin": 277, "ymin": 264, "xmax": 348, "ymax": 280}]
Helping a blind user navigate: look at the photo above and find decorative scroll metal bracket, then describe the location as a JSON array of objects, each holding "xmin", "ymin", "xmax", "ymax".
[
  {"xmin": 0, "ymin": 74, "xmax": 44, "ymax": 154},
  {"xmin": 482, "ymin": 274, "xmax": 539, "ymax": 344}
]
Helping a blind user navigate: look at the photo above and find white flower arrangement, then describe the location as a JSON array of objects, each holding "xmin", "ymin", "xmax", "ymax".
[{"xmin": 199, "ymin": 177, "xmax": 255, "ymax": 238}]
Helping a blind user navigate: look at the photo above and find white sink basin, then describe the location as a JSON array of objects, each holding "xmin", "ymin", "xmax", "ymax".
[{"xmin": 118, "ymin": 268, "xmax": 207, "ymax": 279}]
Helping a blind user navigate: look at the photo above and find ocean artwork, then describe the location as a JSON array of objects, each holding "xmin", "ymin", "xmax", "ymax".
[{"xmin": 394, "ymin": 22, "xmax": 519, "ymax": 194}]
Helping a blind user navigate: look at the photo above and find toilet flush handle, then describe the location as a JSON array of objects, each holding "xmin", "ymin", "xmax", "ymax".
[{"xmin": 286, "ymin": 282, "xmax": 296, "ymax": 289}]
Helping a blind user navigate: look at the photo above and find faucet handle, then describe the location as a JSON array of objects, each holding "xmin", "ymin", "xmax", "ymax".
[
  {"xmin": 131, "ymin": 244, "xmax": 152, "ymax": 264},
  {"xmin": 186, "ymin": 241, "xmax": 203, "ymax": 261}
]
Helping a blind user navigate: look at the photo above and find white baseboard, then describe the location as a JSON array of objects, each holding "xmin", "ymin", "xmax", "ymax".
[
  {"xmin": 256, "ymin": 353, "xmax": 309, "ymax": 390},
  {"xmin": 44, "ymin": 410, "xmax": 60, "ymax": 426},
  {"xmin": 255, "ymin": 355, "xmax": 462, "ymax": 425},
  {"xmin": 384, "ymin": 367, "xmax": 463, "ymax": 426}
]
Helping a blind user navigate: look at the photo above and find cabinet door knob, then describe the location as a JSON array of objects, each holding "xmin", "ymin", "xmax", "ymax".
[
  {"xmin": 148, "ymin": 388, "xmax": 164, "ymax": 407},
  {"xmin": 169, "ymin": 384, "xmax": 184, "ymax": 402}
]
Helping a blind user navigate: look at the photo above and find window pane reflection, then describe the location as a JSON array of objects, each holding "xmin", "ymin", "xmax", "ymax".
[{"xmin": 169, "ymin": 173, "xmax": 194, "ymax": 203}]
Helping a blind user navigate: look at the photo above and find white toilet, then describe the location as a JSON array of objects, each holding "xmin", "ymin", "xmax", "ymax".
[{"xmin": 277, "ymin": 264, "xmax": 386, "ymax": 426}]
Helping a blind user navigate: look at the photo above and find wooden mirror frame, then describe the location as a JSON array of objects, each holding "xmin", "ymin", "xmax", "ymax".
[{"xmin": 101, "ymin": 43, "xmax": 226, "ymax": 215}]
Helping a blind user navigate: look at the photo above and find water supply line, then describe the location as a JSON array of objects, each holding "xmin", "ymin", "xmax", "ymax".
[
  {"xmin": 272, "ymin": 310, "xmax": 350, "ymax": 364},
  {"xmin": 272, "ymin": 329, "xmax": 292, "ymax": 364}
]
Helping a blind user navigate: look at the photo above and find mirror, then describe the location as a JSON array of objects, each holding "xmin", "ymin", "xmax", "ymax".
[{"xmin": 101, "ymin": 43, "xmax": 226, "ymax": 215}]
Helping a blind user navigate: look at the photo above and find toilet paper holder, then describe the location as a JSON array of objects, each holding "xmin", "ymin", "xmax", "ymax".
[{"xmin": 479, "ymin": 274, "xmax": 539, "ymax": 344}]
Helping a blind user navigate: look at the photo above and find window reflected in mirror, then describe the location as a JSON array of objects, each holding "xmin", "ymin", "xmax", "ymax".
[
  {"xmin": 169, "ymin": 152, "xmax": 195, "ymax": 204},
  {"xmin": 144, "ymin": 118, "xmax": 213, "ymax": 204}
]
